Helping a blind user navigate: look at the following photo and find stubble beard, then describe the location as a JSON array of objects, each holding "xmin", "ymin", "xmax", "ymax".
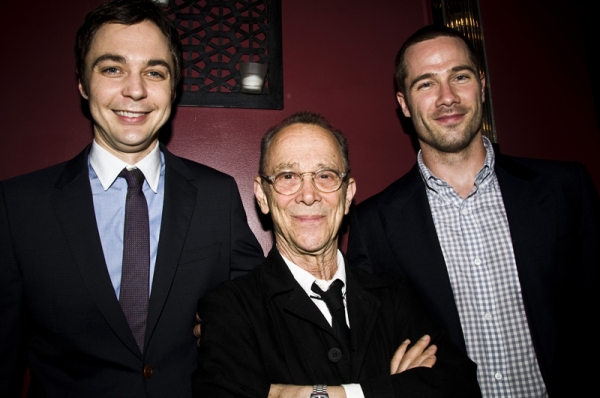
[{"xmin": 415, "ymin": 103, "xmax": 483, "ymax": 154}]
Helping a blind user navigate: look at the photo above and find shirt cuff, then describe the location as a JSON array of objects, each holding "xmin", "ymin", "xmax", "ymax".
[{"xmin": 342, "ymin": 383, "xmax": 365, "ymax": 398}]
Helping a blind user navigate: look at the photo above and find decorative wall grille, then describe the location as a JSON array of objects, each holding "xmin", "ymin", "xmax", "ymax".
[{"xmin": 162, "ymin": 0, "xmax": 283, "ymax": 109}]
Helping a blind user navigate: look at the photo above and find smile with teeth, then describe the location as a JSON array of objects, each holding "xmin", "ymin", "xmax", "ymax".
[{"xmin": 114, "ymin": 110, "xmax": 148, "ymax": 117}]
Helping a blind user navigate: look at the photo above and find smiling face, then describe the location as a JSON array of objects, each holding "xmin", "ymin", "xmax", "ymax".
[
  {"xmin": 78, "ymin": 20, "xmax": 174, "ymax": 164},
  {"xmin": 254, "ymin": 123, "xmax": 356, "ymax": 262},
  {"xmin": 396, "ymin": 36, "xmax": 485, "ymax": 156}
]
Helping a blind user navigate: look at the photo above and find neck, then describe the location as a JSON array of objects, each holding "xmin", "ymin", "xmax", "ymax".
[
  {"xmin": 277, "ymin": 240, "xmax": 339, "ymax": 281},
  {"xmin": 420, "ymin": 134, "xmax": 486, "ymax": 199}
]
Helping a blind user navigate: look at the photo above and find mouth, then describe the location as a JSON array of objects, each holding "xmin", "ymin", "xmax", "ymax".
[
  {"xmin": 114, "ymin": 110, "xmax": 149, "ymax": 118},
  {"xmin": 113, "ymin": 110, "xmax": 150, "ymax": 123},
  {"xmin": 294, "ymin": 215, "xmax": 325, "ymax": 222},
  {"xmin": 435, "ymin": 113, "xmax": 463, "ymax": 124}
]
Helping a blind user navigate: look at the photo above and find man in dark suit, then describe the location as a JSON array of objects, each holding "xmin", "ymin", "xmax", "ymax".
[
  {"xmin": 192, "ymin": 112, "xmax": 481, "ymax": 398},
  {"xmin": 347, "ymin": 25, "xmax": 600, "ymax": 397},
  {"xmin": 0, "ymin": 0, "xmax": 264, "ymax": 397}
]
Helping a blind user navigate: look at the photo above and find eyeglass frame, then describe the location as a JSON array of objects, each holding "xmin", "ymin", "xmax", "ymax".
[{"xmin": 260, "ymin": 168, "xmax": 349, "ymax": 196}]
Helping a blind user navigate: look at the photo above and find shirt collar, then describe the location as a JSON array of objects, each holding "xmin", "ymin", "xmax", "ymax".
[
  {"xmin": 89, "ymin": 140, "xmax": 161, "ymax": 192},
  {"xmin": 281, "ymin": 249, "xmax": 347, "ymax": 296}
]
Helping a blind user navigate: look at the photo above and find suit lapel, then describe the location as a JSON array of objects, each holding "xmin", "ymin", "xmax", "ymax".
[
  {"xmin": 378, "ymin": 166, "xmax": 464, "ymax": 349},
  {"xmin": 145, "ymin": 147, "xmax": 197, "ymax": 343},
  {"xmin": 345, "ymin": 271, "xmax": 381, "ymax": 379},
  {"xmin": 51, "ymin": 146, "xmax": 140, "ymax": 356},
  {"xmin": 495, "ymin": 155, "xmax": 551, "ymax": 264},
  {"xmin": 263, "ymin": 250, "xmax": 333, "ymax": 333}
]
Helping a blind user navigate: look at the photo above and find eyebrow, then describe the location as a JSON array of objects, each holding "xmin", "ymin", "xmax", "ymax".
[
  {"xmin": 408, "ymin": 64, "xmax": 476, "ymax": 90},
  {"xmin": 271, "ymin": 162, "xmax": 336, "ymax": 173},
  {"xmin": 90, "ymin": 53, "xmax": 172, "ymax": 74}
]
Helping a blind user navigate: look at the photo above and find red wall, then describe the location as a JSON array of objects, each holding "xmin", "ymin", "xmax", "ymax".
[{"xmin": 1, "ymin": 0, "xmax": 598, "ymax": 258}]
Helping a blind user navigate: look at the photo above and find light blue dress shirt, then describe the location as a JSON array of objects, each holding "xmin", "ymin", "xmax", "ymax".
[{"xmin": 88, "ymin": 141, "xmax": 165, "ymax": 298}]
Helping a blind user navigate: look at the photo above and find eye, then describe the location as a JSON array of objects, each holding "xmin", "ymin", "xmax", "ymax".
[
  {"xmin": 417, "ymin": 81, "xmax": 433, "ymax": 90},
  {"xmin": 316, "ymin": 170, "xmax": 336, "ymax": 180},
  {"xmin": 278, "ymin": 172, "xmax": 298, "ymax": 181},
  {"xmin": 146, "ymin": 70, "xmax": 167, "ymax": 80},
  {"xmin": 102, "ymin": 67, "xmax": 121, "ymax": 76}
]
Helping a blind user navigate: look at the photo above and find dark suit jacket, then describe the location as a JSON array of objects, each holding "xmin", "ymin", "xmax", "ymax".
[
  {"xmin": 347, "ymin": 155, "xmax": 600, "ymax": 397},
  {"xmin": 192, "ymin": 248, "xmax": 481, "ymax": 398},
  {"xmin": 0, "ymin": 144, "xmax": 265, "ymax": 398}
]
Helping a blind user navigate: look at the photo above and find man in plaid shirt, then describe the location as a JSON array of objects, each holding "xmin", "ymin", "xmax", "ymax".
[{"xmin": 347, "ymin": 24, "xmax": 599, "ymax": 397}]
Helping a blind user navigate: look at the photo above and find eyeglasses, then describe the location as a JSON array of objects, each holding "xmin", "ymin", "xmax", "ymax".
[{"xmin": 260, "ymin": 168, "xmax": 348, "ymax": 195}]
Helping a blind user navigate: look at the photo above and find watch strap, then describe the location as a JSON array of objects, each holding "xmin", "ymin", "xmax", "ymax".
[{"xmin": 310, "ymin": 384, "xmax": 328, "ymax": 398}]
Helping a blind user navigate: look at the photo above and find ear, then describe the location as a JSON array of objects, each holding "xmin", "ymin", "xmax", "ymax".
[
  {"xmin": 78, "ymin": 79, "xmax": 89, "ymax": 100},
  {"xmin": 254, "ymin": 177, "xmax": 271, "ymax": 215},
  {"xmin": 343, "ymin": 178, "xmax": 356, "ymax": 215},
  {"xmin": 396, "ymin": 92, "xmax": 411, "ymax": 118},
  {"xmin": 479, "ymin": 72, "xmax": 486, "ymax": 103}
]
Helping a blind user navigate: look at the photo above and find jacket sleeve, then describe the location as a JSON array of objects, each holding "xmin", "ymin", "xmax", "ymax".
[
  {"xmin": 226, "ymin": 177, "xmax": 265, "ymax": 279},
  {"xmin": 192, "ymin": 282, "xmax": 272, "ymax": 398},
  {"xmin": 0, "ymin": 183, "xmax": 28, "ymax": 397},
  {"xmin": 359, "ymin": 275, "xmax": 481, "ymax": 398},
  {"xmin": 346, "ymin": 203, "xmax": 379, "ymax": 274}
]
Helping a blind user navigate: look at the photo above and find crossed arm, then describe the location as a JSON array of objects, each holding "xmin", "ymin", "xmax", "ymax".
[
  {"xmin": 268, "ymin": 335, "xmax": 437, "ymax": 398},
  {"xmin": 194, "ymin": 317, "xmax": 437, "ymax": 398}
]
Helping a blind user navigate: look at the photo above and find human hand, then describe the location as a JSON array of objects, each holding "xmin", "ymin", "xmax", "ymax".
[
  {"xmin": 193, "ymin": 313, "xmax": 201, "ymax": 347},
  {"xmin": 390, "ymin": 334, "xmax": 437, "ymax": 374}
]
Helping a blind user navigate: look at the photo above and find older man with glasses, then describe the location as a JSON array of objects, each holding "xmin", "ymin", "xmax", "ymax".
[{"xmin": 191, "ymin": 111, "xmax": 481, "ymax": 398}]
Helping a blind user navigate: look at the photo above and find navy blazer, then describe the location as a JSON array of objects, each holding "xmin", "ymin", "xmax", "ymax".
[
  {"xmin": 192, "ymin": 248, "xmax": 481, "ymax": 398},
  {"xmin": 0, "ymin": 144, "xmax": 265, "ymax": 397},
  {"xmin": 347, "ymin": 155, "xmax": 600, "ymax": 397}
]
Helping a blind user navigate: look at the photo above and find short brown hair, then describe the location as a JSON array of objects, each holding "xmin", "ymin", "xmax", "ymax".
[
  {"xmin": 75, "ymin": 0, "xmax": 182, "ymax": 93},
  {"xmin": 394, "ymin": 25, "xmax": 482, "ymax": 94}
]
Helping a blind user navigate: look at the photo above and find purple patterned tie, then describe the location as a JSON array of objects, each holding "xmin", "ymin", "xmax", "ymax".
[{"xmin": 119, "ymin": 168, "xmax": 149, "ymax": 352}]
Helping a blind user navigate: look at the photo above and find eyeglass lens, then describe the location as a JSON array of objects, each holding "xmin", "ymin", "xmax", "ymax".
[{"xmin": 274, "ymin": 170, "xmax": 342, "ymax": 194}]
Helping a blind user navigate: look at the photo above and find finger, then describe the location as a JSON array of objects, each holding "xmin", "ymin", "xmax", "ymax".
[
  {"xmin": 390, "ymin": 339, "xmax": 410, "ymax": 374},
  {"xmin": 407, "ymin": 344, "xmax": 437, "ymax": 369},
  {"xmin": 418, "ymin": 355, "xmax": 437, "ymax": 369},
  {"xmin": 196, "ymin": 313, "xmax": 201, "ymax": 322},
  {"xmin": 396, "ymin": 335, "xmax": 431, "ymax": 373}
]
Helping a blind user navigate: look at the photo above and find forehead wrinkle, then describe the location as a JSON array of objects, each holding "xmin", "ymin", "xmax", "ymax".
[
  {"xmin": 270, "ymin": 162, "xmax": 299, "ymax": 172},
  {"xmin": 270, "ymin": 161, "xmax": 340, "ymax": 174}
]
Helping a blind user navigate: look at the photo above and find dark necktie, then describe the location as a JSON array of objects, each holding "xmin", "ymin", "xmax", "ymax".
[
  {"xmin": 311, "ymin": 279, "xmax": 351, "ymax": 350},
  {"xmin": 119, "ymin": 168, "xmax": 150, "ymax": 352}
]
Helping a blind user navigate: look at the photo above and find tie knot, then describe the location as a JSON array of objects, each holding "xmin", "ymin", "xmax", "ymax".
[
  {"xmin": 120, "ymin": 168, "xmax": 145, "ymax": 190},
  {"xmin": 312, "ymin": 279, "xmax": 345, "ymax": 311}
]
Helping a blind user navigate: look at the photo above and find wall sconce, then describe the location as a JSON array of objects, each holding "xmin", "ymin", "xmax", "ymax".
[{"xmin": 240, "ymin": 61, "xmax": 268, "ymax": 94}]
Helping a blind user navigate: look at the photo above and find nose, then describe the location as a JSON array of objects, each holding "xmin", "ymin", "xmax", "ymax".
[
  {"xmin": 436, "ymin": 81, "xmax": 459, "ymax": 107},
  {"xmin": 295, "ymin": 174, "xmax": 321, "ymax": 205},
  {"xmin": 122, "ymin": 73, "xmax": 147, "ymax": 101}
]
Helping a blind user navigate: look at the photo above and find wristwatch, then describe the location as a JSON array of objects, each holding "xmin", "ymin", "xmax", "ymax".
[{"xmin": 310, "ymin": 384, "xmax": 328, "ymax": 398}]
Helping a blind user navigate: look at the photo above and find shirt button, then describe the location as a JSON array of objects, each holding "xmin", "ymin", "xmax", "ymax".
[
  {"xmin": 143, "ymin": 365, "xmax": 153, "ymax": 378},
  {"xmin": 461, "ymin": 208, "xmax": 468, "ymax": 215},
  {"xmin": 473, "ymin": 258, "xmax": 482, "ymax": 266},
  {"xmin": 494, "ymin": 372, "xmax": 503, "ymax": 380},
  {"xmin": 484, "ymin": 312, "xmax": 492, "ymax": 321}
]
